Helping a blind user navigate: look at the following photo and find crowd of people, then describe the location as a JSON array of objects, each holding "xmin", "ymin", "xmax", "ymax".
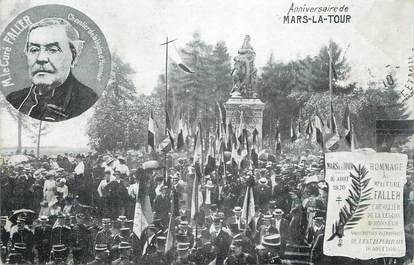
[{"xmin": 0, "ymin": 150, "xmax": 413, "ymax": 265}]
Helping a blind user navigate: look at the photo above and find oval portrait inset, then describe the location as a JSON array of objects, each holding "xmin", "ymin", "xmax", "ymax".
[{"xmin": 0, "ymin": 5, "xmax": 111, "ymax": 122}]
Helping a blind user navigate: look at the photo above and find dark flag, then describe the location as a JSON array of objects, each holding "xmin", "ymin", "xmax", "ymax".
[
  {"xmin": 193, "ymin": 123, "xmax": 203, "ymax": 166},
  {"xmin": 290, "ymin": 119, "xmax": 297, "ymax": 142},
  {"xmin": 276, "ymin": 128, "xmax": 281, "ymax": 154},
  {"xmin": 171, "ymin": 45, "xmax": 195, "ymax": 74},
  {"xmin": 326, "ymin": 102, "xmax": 340, "ymax": 150},
  {"xmin": 176, "ymin": 112, "xmax": 184, "ymax": 150},
  {"xmin": 305, "ymin": 119, "xmax": 314, "ymax": 139},
  {"xmin": 205, "ymin": 136, "xmax": 216, "ymax": 175},
  {"xmin": 331, "ymin": 62, "xmax": 338, "ymax": 80},
  {"xmin": 329, "ymin": 102, "xmax": 337, "ymax": 134},
  {"xmin": 166, "ymin": 111, "xmax": 175, "ymax": 149},
  {"xmin": 237, "ymin": 112, "xmax": 246, "ymax": 151},
  {"xmin": 165, "ymin": 189, "xmax": 177, "ymax": 254},
  {"xmin": 226, "ymin": 122, "xmax": 235, "ymax": 151},
  {"xmin": 343, "ymin": 104, "xmax": 354, "ymax": 150},
  {"xmin": 191, "ymin": 159, "xmax": 203, "ymax": 227},
  {"xmin": 252, "ymin": 128, "xmax": 259, "ymax": 149},
  {"xmin": 314, "ymin": 114, "xmax": 325, "ymax": 150},
  {"xmin": 148, "ymin": 111, "xmax": 155, "ymax": 151}
]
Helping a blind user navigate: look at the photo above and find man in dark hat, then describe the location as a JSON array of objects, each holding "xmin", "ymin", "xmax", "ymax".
[
  {"xmin": 223, "ymin": 234, "xmax": 256, "ymax": 265},
  {"xmin": 225, "ymin": 206, "xmax": 246, "ymax": 236},
  {"xmin": 34, "ymin": 215, "xmax": 52, "ymax": 263},
  {"xmin": 11, "ymin": 217, "xmax": 34, "ymax": 262},
  {"xmin": 261, "ymin": 234, "xmax": 282, "ymax": 264},
  {"xmin": 175, "ymin": 221, "xmax": 194, "ymax": 246},
  {"xmin": 142, "ymin": 236, "xmax": 169, "ymax": 265},
  {"xmin": 112, "ymin": 242, "xmax": 133, "ymax": 265},
  {"xmin": 173, "ymin": 242, "xmax": 195, "ymax": 265},
  {"xmin": 112, "ymin": 226, "xmax": 132, "ymax": 260},
  {"xmin": 210, "ymin": 214, "xmax": 232, "ymax": 265},
  {"xmin": 49, "ymin": 244, "xmax": 69, "ymax": 264},
  {"xmin": 87, "ymin": 244, "xmax": 108, "ymax": 265},
  {"xmin": 51, "ymin": 213, "xmax": 71, "ymax": 248},
  {"xmin": 141, "ymin": 224, "xmax": 159, "ymax": 257},
  {"xmin": 272, "ymin": 208, "xmax": 289, "ymax": 255},
  {"xmin": 254, "ymin": 177, "xmax": 272, "ymax": 211},
  {"xmin": 153, "ymin": 185, "xmax": 171, "ymax": 227},
  {"xmin": 95, "ymin": 218, "xmax": 114, "ymax": 255},
  {"xmin": 72, "ymin": 212, "xmax": 92, "ymax": 264},
  {"xmin": 306, "ymin": 212, "xmax": 325, "ymax": 245},
  {"xmin": 204, "ymin": 204, "xmax": 218, "ymax": 231},
  {"xmin": 105, "ymin": 170, "xmax": 128, "ymax": 219}
]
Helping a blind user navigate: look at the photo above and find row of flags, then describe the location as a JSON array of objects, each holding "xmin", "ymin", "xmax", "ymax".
[
  {"xmin": 148, "ymin": 109, "xmax": 261, "ymax": 169},
  {"xmin": 288, "ymin": 103, "xmax": 355, "ymax": 151}
]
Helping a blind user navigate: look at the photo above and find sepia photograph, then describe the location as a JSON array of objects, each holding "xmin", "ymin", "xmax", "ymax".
[{"xmin": 0, "ymin": 0, "xmax": 413, "ymax": 264}]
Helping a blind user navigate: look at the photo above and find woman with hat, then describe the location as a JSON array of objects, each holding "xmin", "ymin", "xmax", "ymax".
[
  {"xmin": 43, "ymin": 171, "xmax": 57, "ymax": 206},
  {"xmin": 56, "ymin": 178, "xmax": 68, "ymax": 199}
]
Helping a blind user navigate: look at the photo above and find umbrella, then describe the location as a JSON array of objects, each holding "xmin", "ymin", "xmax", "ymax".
[
  {"xmin": 6, "ymin": 155, "xmax": 31, "ymax": 166},
  {"xmin": 143, "ymin": 160, "xmax": 162, "ymax": 170},
  {"xmin": 9, "ymin": 209, "xmax": 37, "ymax": 225}
]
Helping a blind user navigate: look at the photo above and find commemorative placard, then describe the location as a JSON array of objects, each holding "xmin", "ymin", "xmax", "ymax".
[{"xmin": 324, "ymin": 152, "xmax": 408, "ymax": 259}]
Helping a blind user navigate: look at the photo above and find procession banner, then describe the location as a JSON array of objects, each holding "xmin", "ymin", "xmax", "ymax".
[{"xmin": 324, "ymin": 151, "xmax": 407, "ymax": 259}]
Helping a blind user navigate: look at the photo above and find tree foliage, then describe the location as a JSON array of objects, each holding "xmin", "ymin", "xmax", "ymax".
[
  {"xmin": 87, "ymin": 54, "xmax": 163, "ymax": 152},
  {"xmin": 257, "ymin": 40, "xmax": 408, "ymax": 149},
  {"xmin": 154, "ymin": 32, "xmax": 232, "ymax": 133}
]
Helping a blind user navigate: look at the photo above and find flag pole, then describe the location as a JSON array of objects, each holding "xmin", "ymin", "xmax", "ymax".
[{"xmin": 161, "ymin": 37, "xmax": 177, "ymax": 185}]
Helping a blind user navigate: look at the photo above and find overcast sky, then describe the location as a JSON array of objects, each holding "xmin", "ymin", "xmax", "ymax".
[{"xmin": 0, "ymin": 0, "xmax": 413, "ymax": 150}]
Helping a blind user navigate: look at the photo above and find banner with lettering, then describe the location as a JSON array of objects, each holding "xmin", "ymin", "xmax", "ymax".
[{"xmin": 323, "ymin": 152, "xmax": 407, "ymax": 259}]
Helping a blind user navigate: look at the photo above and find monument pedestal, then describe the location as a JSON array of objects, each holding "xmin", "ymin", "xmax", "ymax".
[{"xmin": 224, "ymin": 96, "xmax": 265, "ymax": 148}]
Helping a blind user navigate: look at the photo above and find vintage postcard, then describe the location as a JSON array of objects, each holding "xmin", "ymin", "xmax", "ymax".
[{"xmin": 0, "ymin": 0, "xmax": 413, "ymax": 264}]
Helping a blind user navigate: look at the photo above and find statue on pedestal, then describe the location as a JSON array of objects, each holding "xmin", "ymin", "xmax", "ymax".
[{"xmin": 230, "ymin": 35, "xmax": 258, "ymax": 98}]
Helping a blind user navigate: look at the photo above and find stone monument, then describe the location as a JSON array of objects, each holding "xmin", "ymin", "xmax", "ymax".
[{"xmin": 224, "ymin": 35, "xmax": 265, "ymax": 148}]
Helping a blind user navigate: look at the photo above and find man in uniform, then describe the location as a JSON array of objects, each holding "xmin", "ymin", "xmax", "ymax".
[
  {"xmin": 257, "ymin": 215, "xmax": 277, "ymax": 244},
  {"xmin": 141, "ymin": 236, "xmax": 169, "ymax": 265},
  {"xmin": 112, "ymin": 227, "xmax": 132, "ymax": 260},
  {"xmin": 141, "ymin": 224, "xmax": 159, "ymax": 256},
  {"xmin": 210, "ymin": 214, "xmax": 232, "ymax": 265},
  {"xmin": 112, "ymin": 242, "xmax": 133, "ymax": 265},
  {"xmin": 261, "ymin": 233, "xmax": 282, "ymax": 263},
  {"xmin": 72, "ymin": 212, "xmax": 91, "ymax": 264},
  {"xmin": 51, "ymin": 213, "xmax": 71, "ymax": 248},
  {"xmin": 223, "ymin": 234, "xmax": 256, "ymax": 265},
  {"xmin": 1, "ymin": 216, "xmax": 10, "ymax": 263},
  {"xmin": 34, "ymin": 215, "xmax": 52, "ymax": 263},
  {"xmin": 95, "ymin": 218, "xmax": 114, "ymax": 260},
  {"xmin": 48, "ymin": 244, "xmax": 69, "ymax": 265},
  {"xmin": 175, "ymin": 221, "xmax": 194, "ymax": 246},
  {"xmin": 173, "ymin": 242, "xmax": 195, "ymax": 265},
  {"xmin": 87, "ymin": 244, "xmax": 108, "ymax": 265},
  {"xmin": 11, "ymin": 217, "xmax": 34, "ymax": 262}
]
